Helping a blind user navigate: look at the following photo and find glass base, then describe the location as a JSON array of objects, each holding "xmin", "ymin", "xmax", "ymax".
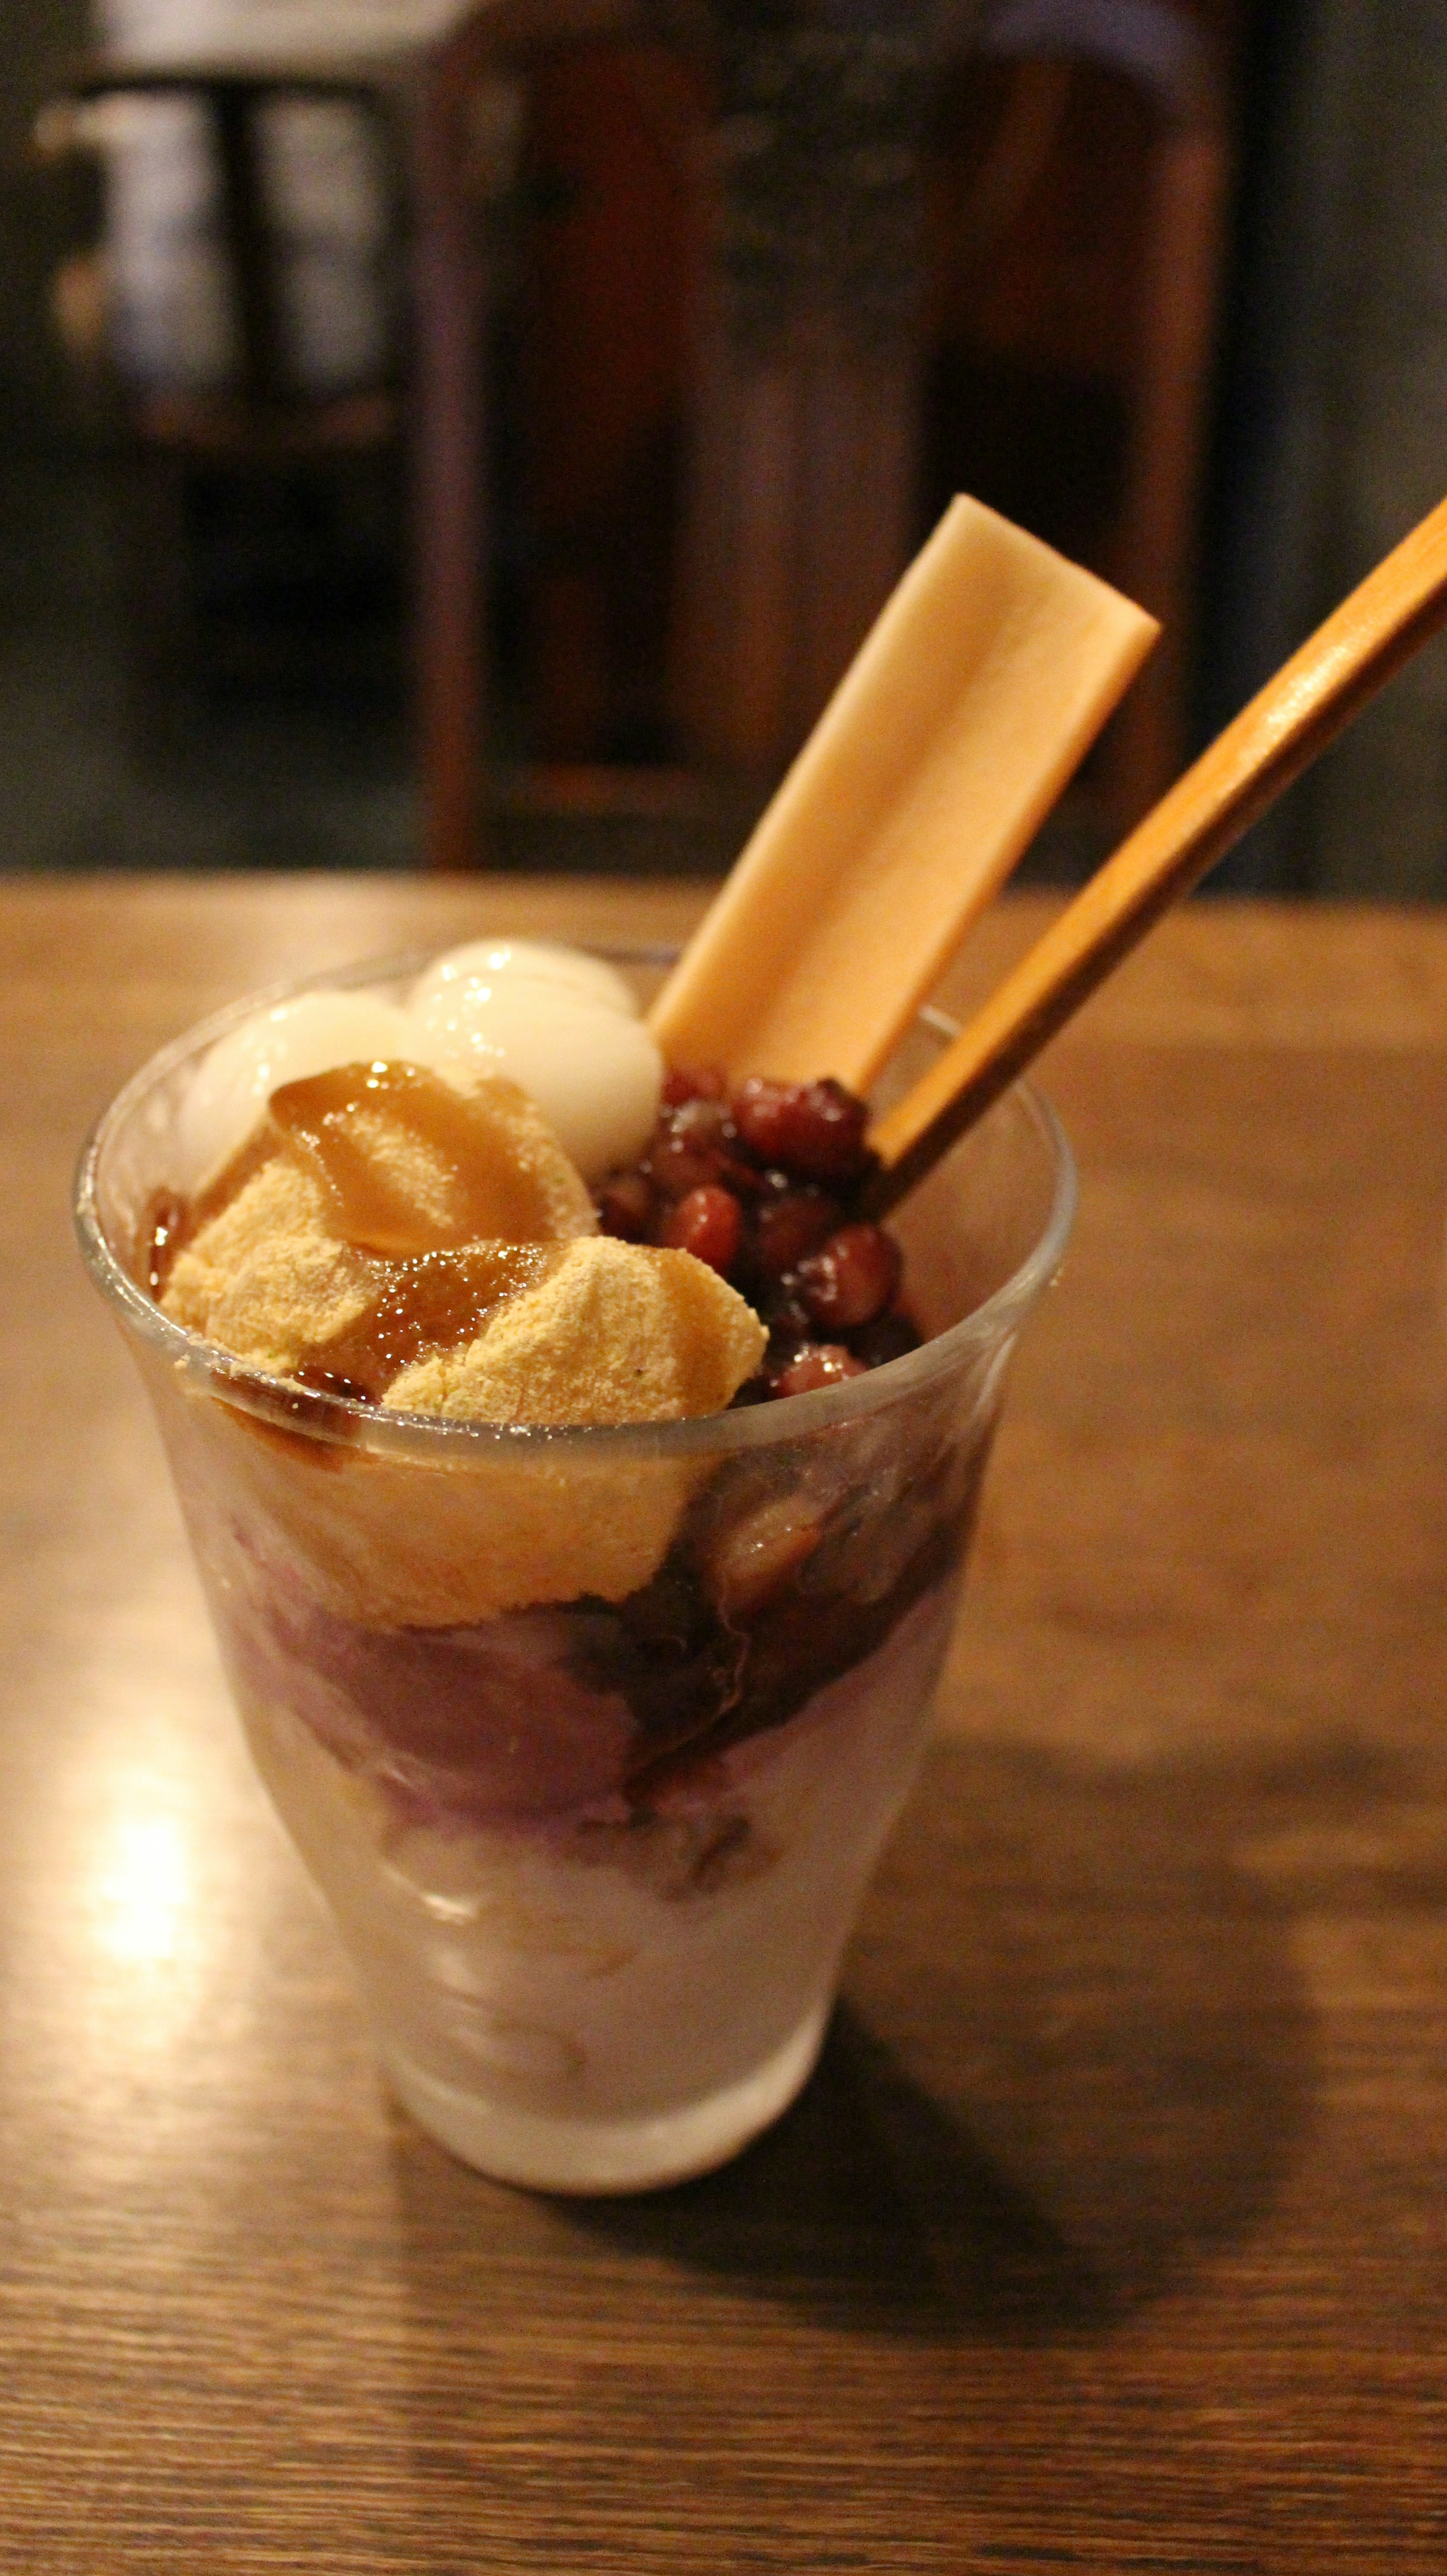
[{"xmin": 381, "ymin": 1999, "xmax": 830, "ymax": 2194}]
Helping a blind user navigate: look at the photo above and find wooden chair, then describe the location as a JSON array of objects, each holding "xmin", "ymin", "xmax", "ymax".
[
  {"xmin": 61, "ymin": 2, "xmax": 648, "ymax": 871},
  {"xmin": 941, "ymin": 0, "xmax": 1237, "ymax": 827},
  {"xmin": 59, "ymin": 0, "xmax": 1234, "ymax": 868},
  {"xmin": 674, "ymin": 0, "xmax": 1236, "ymax": 832},
  {"xmin": 55, "ymin": 63, "xmax": 401, "ymax": 731}
]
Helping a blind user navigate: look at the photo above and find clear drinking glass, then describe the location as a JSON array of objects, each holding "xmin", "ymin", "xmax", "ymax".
[{"xmin": 75, "ymin": 950, "xmax": 1074, "ymax": 2193}]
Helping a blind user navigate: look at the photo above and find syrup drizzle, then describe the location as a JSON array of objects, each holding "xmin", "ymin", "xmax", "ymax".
[
  {"xmin": 151, "ymin": 1057, "xmax": 742, "ymax": 1420},
  {"xmin": 294, "ymin": 1242, "xmax": 563, "ymax": 1403},
  {"xmin": 269, "ymin": 1060, "xmax": 563, "ymax": 1256},
  {"xmin": 147, "ymin": 1064, "xmax": 573, "ymax": 1401}
]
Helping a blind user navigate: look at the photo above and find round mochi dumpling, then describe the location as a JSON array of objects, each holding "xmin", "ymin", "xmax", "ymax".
[
  {"xmin": 408, "ymin": 938, "xmax": 639, "ymax": 1022},
  {"xmin": 177, "ymin": 990, "xmax": 474, "ymax": 1194},
  {"xmin": 408, "ymin": 979, "xmax": 663, "ymax": 1184}
]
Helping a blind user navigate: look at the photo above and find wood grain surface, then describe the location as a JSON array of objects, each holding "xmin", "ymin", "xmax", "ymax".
[{"xmin": 3, "ymin": 876, "xmax": 1447, "ymax": 2573}]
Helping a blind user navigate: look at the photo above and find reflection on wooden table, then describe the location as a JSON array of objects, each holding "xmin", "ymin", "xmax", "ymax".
[{"xmin": 3, "ymin": 875, "xmax": 1447, "ymax": 2570}]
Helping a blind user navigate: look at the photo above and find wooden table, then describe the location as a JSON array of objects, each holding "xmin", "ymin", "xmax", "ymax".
[{"xmin": 5, "ymin": 875, "xmax": 1447, "ymax": 2572}]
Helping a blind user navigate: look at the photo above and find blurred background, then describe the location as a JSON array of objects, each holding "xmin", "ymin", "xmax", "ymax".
[{"xmin": 2, "ymin": 0, "xmax": 1444, "ymax": 890}]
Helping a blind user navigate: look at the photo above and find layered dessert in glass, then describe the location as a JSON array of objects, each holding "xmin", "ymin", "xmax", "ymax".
[{"xmin": 76, "ymin": 939, "xmax": 1074, "ymax": 2191}]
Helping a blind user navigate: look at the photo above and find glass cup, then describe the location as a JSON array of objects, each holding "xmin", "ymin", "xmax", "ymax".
[{"xmin": 75, "ymin": 950, "xmax": 1075, "ymax": 2193}]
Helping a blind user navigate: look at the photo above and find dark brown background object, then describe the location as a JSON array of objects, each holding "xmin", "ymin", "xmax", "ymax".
[
  {"xmin": 4, "ymin": 872, "xmax": 1446, "ymax": 2568},
  {"xmin": 56, "ymin": 1, "xmax": 1242, "ymax": 872}
]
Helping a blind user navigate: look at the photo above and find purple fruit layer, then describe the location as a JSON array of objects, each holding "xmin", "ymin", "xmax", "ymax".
[{"xmin": 219, "ymin": 1491, "xmax": 969, "ymax": 1837}]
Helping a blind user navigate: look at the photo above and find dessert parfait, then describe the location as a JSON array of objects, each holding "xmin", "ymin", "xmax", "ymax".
[{"xmin": 77, "ymin": 937, "xmax": 1074, "ymax": 2191}]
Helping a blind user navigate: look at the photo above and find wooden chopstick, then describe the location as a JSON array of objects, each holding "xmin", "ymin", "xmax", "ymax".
[{"xmin": 866, "ymin": 492, "xmax": 1447, "ymax": 1216}]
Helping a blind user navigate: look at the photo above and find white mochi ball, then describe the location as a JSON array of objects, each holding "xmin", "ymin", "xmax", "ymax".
[
  {"xmin": 408, "ymin": 981, "xmax": 662, "ymax": 1182},
  {"xmin": 408, "ymin": 938, "xmax": 638, "ymax": 1021}
]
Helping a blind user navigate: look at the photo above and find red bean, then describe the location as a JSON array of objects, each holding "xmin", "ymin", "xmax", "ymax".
[
  {"xmin": 731, "ymin": 1076, "xmax": 873, "ymax": 1182},
  {"xmin": 796, "ymin": 1223, "xmax": 901, "ymax": 1329},
  {"xmin": 748, "ymin": 1185, "xmax": 842, "ymax": 1281},
  {"xmin": 646, "ymin": 1097, "xmax": 763, "ymax": 1203},
  {"xmin": 661, "ymin": 1063, "xmax": 728, "ymax": 1107},
  {"xmin": 759, "ymin": 1282, "xmax": 816, "ymax": 1341},
  {"xmin": 848, "ymin": 1307, "xmax": 922, "ymax": 1369},
  {"xmin": 589, "ymin": 1064, "xmax": 914, "ymax": 1389},
  {"xmin": 771, "ymin": 1344, "xmax": 867, "ymax": 1398},
  {"xmin": 596, "ymin": 1170, "xmax": 656, "ymax": 1241},
  {"xmin": 645, "ymin": 1098, "xmax": 733, "ymax": 1199},
  {"xmin": 661, "ymin": 1184, "xmax": 744, "ymax": 1274}
]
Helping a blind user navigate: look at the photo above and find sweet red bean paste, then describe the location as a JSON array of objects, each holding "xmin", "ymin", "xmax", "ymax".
[{"xmin": 594, "ymin": 1069, "xmax": 918, "ymax": 1403}]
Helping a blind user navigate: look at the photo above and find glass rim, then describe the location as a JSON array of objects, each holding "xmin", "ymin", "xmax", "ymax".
[{"xmin": 73, "ymin": 942, "xmax": 1078, "ymax": 1461}]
